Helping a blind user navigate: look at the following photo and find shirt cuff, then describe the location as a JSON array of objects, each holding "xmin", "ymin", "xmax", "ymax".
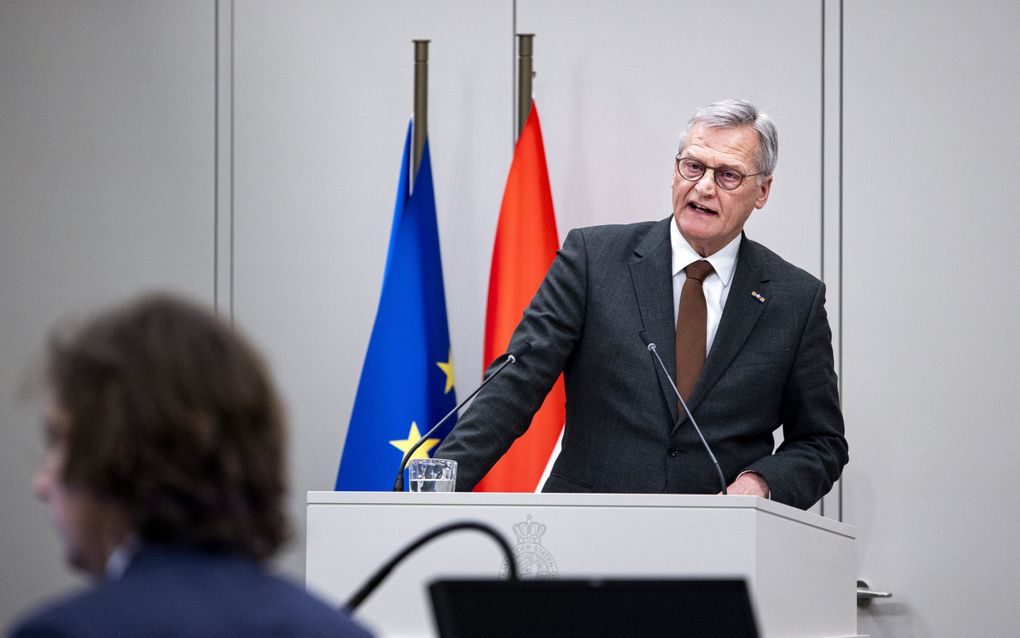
[{"xmin": 736, "ymin": 470, "xmax": 770, "ymax": 500}]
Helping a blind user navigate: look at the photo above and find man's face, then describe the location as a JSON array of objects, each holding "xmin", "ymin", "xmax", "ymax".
[
  {"xmin": 34, "ymin": 409, "xmax": 126, "ymax": 577},
  {"xmin": 671, "ymin": 123, "xmax": 773, "ymax": 256}
]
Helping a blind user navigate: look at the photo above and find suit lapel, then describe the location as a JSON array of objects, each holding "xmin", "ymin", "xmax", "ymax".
[
  {"xmin": 683, "ymin": 235, "xmax": 770, "ymax": 420},
  {"xmin": 629, "ymin": 218, "xmax": 679, "ymax": 422}
]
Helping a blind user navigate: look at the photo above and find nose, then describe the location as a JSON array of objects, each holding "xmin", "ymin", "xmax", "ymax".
[
  {"xmin": 33, "ymin": 459, "xmax": 54, "ymax": 502},
  {"xmin": 694, "ymin": 168, "xmax": 718, "ymax": 195}
]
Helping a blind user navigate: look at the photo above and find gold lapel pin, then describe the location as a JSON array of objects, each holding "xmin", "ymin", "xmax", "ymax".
[{"xmin": 751, "ymin": 290, "xmax": 766, "ymax": 303}]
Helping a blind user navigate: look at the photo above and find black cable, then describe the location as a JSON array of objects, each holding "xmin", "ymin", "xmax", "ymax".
[{"xmin": 345, "ymin": 520, "xmax": 518, "ymax": 612}]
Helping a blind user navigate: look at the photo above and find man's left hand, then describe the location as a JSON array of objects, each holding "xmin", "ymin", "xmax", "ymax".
[{"xmin": 726, "ymin": 472, "xmax": 769, "ymax": 498}]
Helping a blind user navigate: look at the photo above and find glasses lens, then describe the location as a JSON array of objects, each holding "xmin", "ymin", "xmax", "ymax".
[
  {"xmin": 678, "ymin": 158, "xmax": 704, "ymax": 180},
  {"xmin": 715, "ymin": 169, "xmax": 743, "ymax": 190}
]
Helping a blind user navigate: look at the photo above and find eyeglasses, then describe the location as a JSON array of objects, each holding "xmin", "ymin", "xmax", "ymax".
[{"xmin": 675, "ymin": 155, "xmax": 763, "ymax": 191}]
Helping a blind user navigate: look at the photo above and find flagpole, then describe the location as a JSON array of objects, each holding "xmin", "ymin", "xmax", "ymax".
[
  {"xmin": 516, "ymin": 34, "xmax": 534, "ymax": 140},
  {"xmin": 413, "ymin": 40, "xmax": 429, "ymax": 183}
]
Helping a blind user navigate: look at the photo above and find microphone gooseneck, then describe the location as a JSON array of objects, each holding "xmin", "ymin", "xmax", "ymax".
[
  {"xmin": 639, "ymin": 330, "xmax": 727, "ymax": 496},
  {"xmin": 391, "ymin": 342, "xmax": 532, "ymax": 491}
]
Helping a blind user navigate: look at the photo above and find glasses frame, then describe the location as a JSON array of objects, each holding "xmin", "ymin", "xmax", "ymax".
[{"xmin": 675, "ymin": 154, "xmax": 763, "ymax": 191}]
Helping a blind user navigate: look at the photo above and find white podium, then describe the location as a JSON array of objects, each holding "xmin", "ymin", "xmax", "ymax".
[{"xmin": 306, "ymin": 492, "xmax": 860, "ymax": 638}]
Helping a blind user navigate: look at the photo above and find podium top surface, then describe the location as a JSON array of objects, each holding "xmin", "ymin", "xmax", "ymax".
[{"xmin": 307, "ymin": 491, "xmax": 855, "ymax": 538}]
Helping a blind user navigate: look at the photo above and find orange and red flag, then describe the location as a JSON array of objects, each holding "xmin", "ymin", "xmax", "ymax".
[{"xmin": 474, "ymin": 104, "xmax": 565, "ymax": 492}]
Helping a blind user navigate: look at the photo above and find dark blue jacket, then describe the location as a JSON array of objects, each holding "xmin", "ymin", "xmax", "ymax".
[{"xmin": 9, "ymin": 545, "xmax": 373, "ymax": 638}]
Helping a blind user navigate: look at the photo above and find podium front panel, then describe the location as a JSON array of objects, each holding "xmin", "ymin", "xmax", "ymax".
[{"xmin": 306, "ymin": 492, "xmax": 859, "ymax": 638}]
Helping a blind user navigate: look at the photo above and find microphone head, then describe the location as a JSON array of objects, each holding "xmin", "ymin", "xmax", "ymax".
[
  {"xmin": 638, "ymin": 330, "xmax": 655, "ymax": 351},
  {"xmin": 508, "ymin": 341, "xmax": 532, "ymax": 360}
]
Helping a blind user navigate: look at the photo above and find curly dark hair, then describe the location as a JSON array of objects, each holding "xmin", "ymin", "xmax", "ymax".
[{"xmin": 47, "ymin": 293, "xmax": 288, "ymax": 560}]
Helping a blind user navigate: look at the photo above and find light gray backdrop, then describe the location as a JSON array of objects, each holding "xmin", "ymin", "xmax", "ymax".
[{"xmin": 2, "ymin": 1, "xmax": 1018, "ymax": 636}]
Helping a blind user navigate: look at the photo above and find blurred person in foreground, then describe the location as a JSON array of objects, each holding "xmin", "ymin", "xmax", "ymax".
[{"xmin": 10, "ymin": 294, "xmax": 372, "ymax": 638}]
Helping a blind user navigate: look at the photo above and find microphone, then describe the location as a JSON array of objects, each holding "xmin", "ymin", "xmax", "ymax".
[
  {"xmin": 392, "ymin": 342, "xmax": 532, "ymax": 491},
  {"xmin": 638, "ymin": 330, "xmax": 727, "ymax": 495}
]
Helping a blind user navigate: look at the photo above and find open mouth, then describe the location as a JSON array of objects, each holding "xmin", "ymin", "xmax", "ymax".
[{"xmin": 688, "ymin": 201, "xmax": 718, "ymax": 215}]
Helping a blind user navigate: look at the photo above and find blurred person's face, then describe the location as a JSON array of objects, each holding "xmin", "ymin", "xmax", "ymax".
[{"xmin": 34, "ymin": 408, "xmax": 128, "ymax": 577}]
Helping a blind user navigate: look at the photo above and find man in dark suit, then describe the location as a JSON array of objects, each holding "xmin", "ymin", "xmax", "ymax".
[
  {"xmin": 437, "ymin": 99, "xmax": 847, "ymax": 509},
  {"xmin": 10, "ymin": 295, "xmax": 371, "ymax": 638}
]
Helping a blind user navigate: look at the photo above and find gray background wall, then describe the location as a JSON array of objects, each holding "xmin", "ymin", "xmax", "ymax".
[{"xmin": 1, "ymin": 1, "xmax": 1017, "ymax": 636}]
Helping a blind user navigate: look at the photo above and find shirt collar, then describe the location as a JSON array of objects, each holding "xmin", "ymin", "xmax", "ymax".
[
  {"xmin": 104, "ymin": 537, "xmax": 139, "ymax": 581},
  {"xmin": 669, "ymin": 220, "xmax": 741, "ymax": 288}
]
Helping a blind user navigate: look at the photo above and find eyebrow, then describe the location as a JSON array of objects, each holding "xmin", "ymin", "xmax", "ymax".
[{"xmin": 682, "ymin": 155, "xmax": 746, "ymax": 172}]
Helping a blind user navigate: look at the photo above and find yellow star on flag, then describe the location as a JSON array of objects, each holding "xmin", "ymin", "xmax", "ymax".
[
  {"xmin": 436, "ymin": 350, "xmax": 455, "ymax": 394},
  {"xmin": 389, "ymin": 421, "xmax": 439, "ymax": 460}
]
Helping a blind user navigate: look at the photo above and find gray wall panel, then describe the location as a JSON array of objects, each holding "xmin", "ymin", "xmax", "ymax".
[
  {"xmin": 0, "ymin": 0, "xmax": 215, "ymax": 627},
  {"xmin": 842, "ymin": 1, "xmax": 1020, "ymax": 635}
]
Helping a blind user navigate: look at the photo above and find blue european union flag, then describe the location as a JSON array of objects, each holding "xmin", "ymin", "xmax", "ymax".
[{"xmin": 336, "ymin": 122, "xmax": 457, "ymax": 490}]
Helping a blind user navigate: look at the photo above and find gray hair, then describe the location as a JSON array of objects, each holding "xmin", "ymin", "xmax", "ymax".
[{"xmin": 678, "ymin": 99, "xmax": 779, "ymax": 178}]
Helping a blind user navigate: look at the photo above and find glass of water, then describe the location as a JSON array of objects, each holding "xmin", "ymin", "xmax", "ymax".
[{"xmin": 408, "ymin": 458, "xmax": 457, "ymax": 492}]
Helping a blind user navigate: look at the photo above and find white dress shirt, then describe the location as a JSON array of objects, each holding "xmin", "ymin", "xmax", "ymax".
[
  {"xmin": 670, "ymin": 221, "xmax": 741, "ymax": 355},
  {"xmin": 104, "ymin": 538, "xmax": 138, "ymax": 581}
]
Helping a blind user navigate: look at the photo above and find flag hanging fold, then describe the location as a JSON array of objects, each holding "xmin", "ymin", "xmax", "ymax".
[
  {"xmin": 335, "ymin": 122, "xmax": 457, "ymax": 491},
  {"xmin": 474, "ymin": 104, "xmax": 565, "ymax": 492}
]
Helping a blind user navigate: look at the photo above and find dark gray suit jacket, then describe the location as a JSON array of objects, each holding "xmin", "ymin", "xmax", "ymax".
[{"xmin": 436, "ymin": 218, "xmax": 847, "ymax": 509}]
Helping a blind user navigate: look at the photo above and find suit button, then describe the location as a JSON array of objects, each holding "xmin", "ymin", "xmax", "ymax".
[{"xmin": 668, "ymin": 447, "xmax": 679, "ymax": 457}]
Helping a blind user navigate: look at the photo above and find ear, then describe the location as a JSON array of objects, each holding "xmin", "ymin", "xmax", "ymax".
[{"xmin": 754, "ymin": 175, "xmax": 773, "ymax": 209}]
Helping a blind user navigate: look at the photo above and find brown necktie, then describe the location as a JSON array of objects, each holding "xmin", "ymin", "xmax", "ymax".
[{"xmin": 676, "ymin": 260, "xmax": 714, "ymax": 402}]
